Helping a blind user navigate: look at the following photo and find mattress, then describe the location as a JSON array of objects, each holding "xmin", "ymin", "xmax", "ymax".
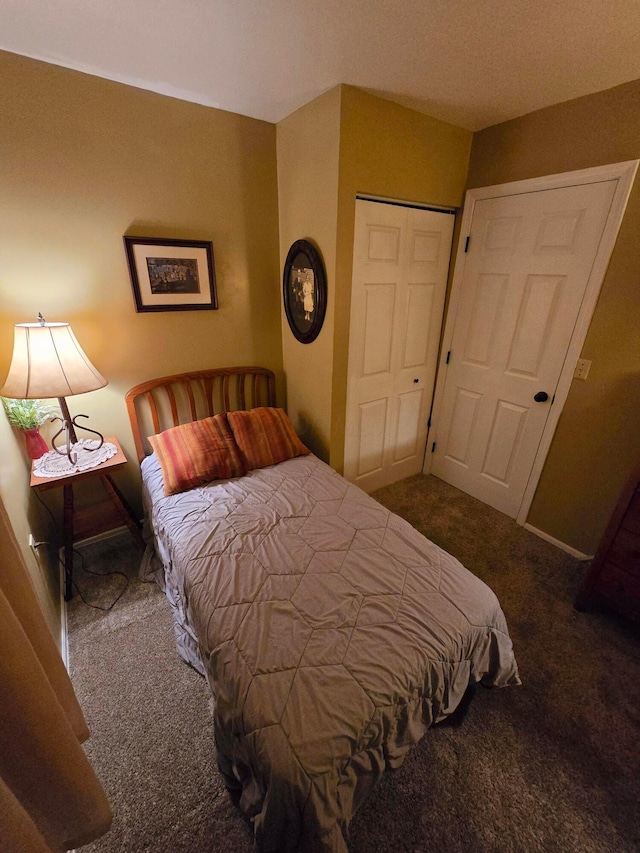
[{"xmin": 141, "ymin": 451, "xmax": 520, "ymax": 851}]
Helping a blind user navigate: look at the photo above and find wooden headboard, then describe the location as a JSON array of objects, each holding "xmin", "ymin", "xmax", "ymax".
[{"xmin": 125, "ymin": 366, "xmax": 276, "ymax": 463}]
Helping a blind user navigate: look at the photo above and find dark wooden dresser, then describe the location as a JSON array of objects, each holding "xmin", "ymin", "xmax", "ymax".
[{"xmin": 575, "ymin": 462, "xmax": 640, "ymax": 621}]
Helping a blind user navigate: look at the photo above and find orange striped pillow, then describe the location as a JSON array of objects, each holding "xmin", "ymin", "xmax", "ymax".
[
  {"xmin": 227, "ymin": 407, "xmax": 309, "ymax": 470},
  {"xmin": 149, "ymin": 413, "xmax": 246, "ymax": 496}
]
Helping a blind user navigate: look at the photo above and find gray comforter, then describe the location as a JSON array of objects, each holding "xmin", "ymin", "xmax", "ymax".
[{"xmin": 141, "ymin": 452, "xmax": 520, "ymax": 851}]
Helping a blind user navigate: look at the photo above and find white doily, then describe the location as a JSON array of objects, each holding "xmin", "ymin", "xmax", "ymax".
[{"xmin": 32, "ymin": 440, "xmax": 118, "ymax": 478}]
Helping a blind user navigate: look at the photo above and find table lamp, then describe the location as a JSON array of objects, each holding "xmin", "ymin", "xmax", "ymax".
[{"xmin": 0, "ymin": 314, "xmax": 108, "ymax": 463}]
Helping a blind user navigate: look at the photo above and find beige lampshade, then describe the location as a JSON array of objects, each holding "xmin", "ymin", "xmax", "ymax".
[{"xmin": 0, "ymin": 321, "xmax": 107, "ymax": 399}]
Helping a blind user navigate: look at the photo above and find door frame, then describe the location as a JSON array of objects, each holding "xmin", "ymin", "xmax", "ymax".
[{"xmin": 424, "ymin": 159, "xmax": 638, "ymax": 527}]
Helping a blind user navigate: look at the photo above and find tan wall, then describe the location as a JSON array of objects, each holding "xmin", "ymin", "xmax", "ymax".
[
  {"xmin": 277, "ymin": 86, "xmax": 472, "ymax": 467},
  {"xmin": 5, "ymin": 44, "xmax": 631, "ymax": 625},
  {"xmin": 331, "ymin": 86, "xmax": 472, "ymax": 469},
  {"xmin": 0, "ymin": 51, "xmax": 282, "ymax": 622},
  {"xmin": 276, "ymin": 88, "xmax": 342, "ymax": 459},
  {"xmin": 468, "ymin": 79, "xmax": 640, "ymax": 554},
  {"xmin": 0, "ymin": 418, "xmax": 59, "ymax": 640}
]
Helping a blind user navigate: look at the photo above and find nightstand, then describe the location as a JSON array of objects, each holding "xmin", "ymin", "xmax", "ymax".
[
  {"xmin": 30, "ymin": 436, "xmax": 145, "ymax": 601},
  {"xmin": 575, "ymin": 461, "xmax": 640, "ymax": 622}
]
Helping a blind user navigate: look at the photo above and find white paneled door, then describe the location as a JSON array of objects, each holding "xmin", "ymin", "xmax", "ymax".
[
  {"xmin": 344, "ymin": 199, "xmax": 454, "ymax": 492},
  {"xmin": 430, "ymin": 179, "xmax": 619, "ymax": 518}
]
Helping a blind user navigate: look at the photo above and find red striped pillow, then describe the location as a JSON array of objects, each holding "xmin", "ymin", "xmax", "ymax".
[
  {"xmin": 227, "ymin": 407, "xmax": 309, "ymax": 470},
  {"xmin": 149, "ymin": 413, "xmax": 246, "ymax": 496}
]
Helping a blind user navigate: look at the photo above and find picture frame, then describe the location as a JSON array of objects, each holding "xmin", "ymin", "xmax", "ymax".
[
  {"xmin": 282, "ymin": 239, "xmax": 327, "ymax": 344},
  {"xmin": 123, "ymin": 236, "xmax": 217, "ymax": 313}
]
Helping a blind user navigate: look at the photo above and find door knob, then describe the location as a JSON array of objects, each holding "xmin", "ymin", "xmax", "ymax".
[{"xmin": 534, "ymin": 391, "xmax": 549, "ymax": 402}]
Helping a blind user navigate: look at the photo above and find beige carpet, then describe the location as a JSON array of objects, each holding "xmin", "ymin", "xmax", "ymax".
[{"xmin": 68, "ymin": 473, "xmax": 640, "ymax": 852}]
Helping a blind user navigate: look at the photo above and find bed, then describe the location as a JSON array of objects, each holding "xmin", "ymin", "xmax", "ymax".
[{"xmin": 125, "ymin": 366, "xmax": 520, "ymax": 852}]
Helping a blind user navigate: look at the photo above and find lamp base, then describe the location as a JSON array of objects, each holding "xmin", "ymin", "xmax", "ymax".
[{"xmin": 51, "ymin": 397, "xmax": 104, "ymax": 464}]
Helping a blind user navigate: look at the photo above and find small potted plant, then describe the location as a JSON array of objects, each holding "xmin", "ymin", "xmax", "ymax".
[{"xmin": 1, "ymin": 397, "xmax": 58, "ymax": 459}]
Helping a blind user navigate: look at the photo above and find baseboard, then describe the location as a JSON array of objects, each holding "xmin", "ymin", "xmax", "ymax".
[
  {"xmin": 59, "ymin": 553, "xmax": 70, "ymax": 672},
  {"xmin": 523, "ymin": 523, "xmax": 593, "ymax": 561},
  {"xmin": 75, "ymin": 524, "xmax": 129, "ymax": 547}
]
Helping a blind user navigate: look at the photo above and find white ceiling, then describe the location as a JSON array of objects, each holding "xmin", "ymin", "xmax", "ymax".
[{"xmin": 1, "ymin": 0, "xmax": 639, "ymax": 130}]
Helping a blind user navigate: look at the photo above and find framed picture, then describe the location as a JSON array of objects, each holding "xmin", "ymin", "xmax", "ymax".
[
  {"xmin": 123, "ymin": 236, "xmax": 217, "ymax": 313},
  {"xmin": 282, "ymin": 239, "xmax": 327, "ymax": 344}
]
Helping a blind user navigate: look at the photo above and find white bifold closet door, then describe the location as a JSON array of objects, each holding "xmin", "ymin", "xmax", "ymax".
[{"xmin": 344, "ymin": 198, "xmax": 454, "ymax": 492}]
